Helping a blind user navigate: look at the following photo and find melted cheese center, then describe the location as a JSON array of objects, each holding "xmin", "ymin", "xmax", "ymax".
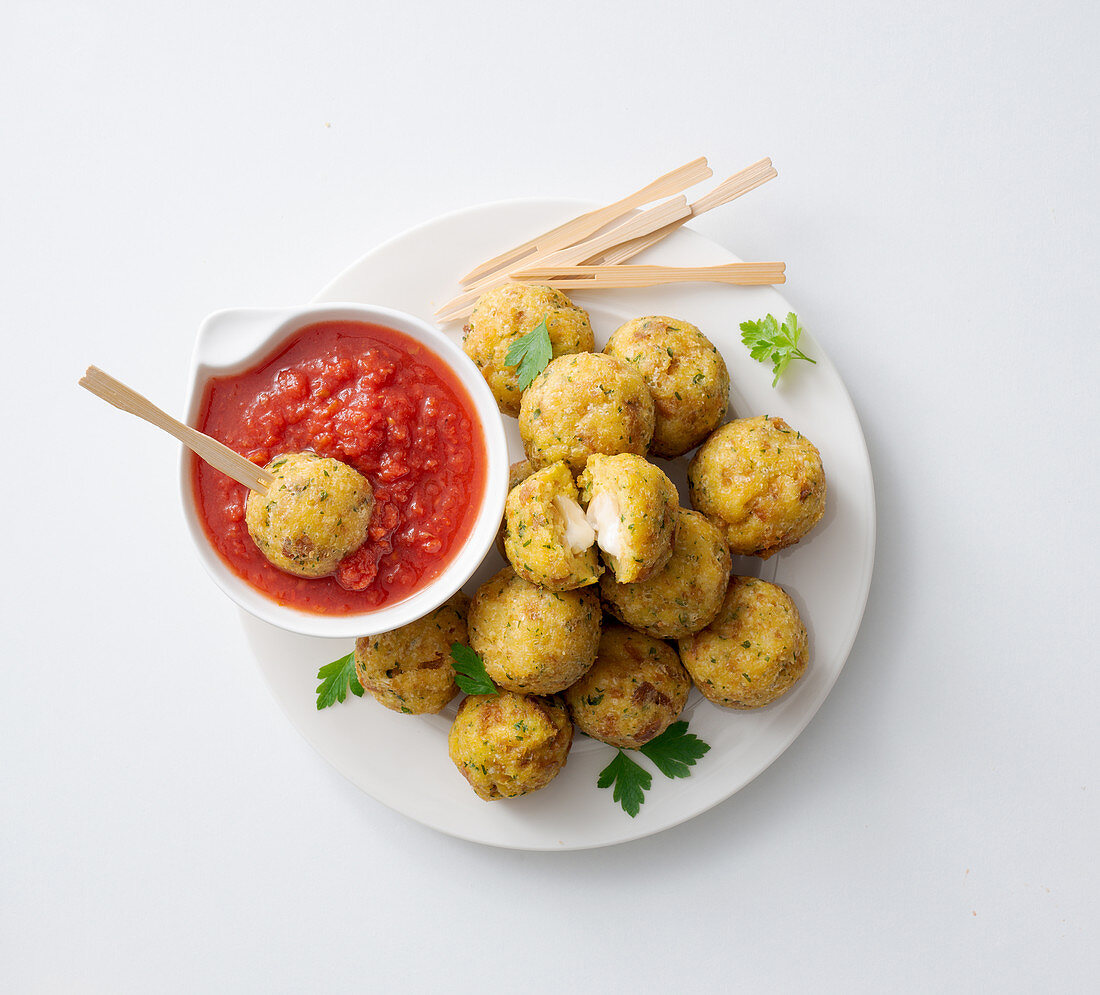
[
  {"xmin": 585, "ymin": 490, "xmax": 623, "ymax": 560},
  {"xmin": 554, "ymin": 495, "xmax": 596, "ymax": 553}
]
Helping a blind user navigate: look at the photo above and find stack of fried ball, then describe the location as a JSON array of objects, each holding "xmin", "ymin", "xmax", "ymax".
[{"xmin": 350, "ymin": 284, "xmax": 827, "ymax": 804}]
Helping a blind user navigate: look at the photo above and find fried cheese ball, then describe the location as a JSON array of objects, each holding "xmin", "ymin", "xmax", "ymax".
[
  {"xmin": 519, "ymin": 353, "xmax": 655, "ymax": 472},
  {"xmin": 449, "ymin": 692, "xmax": 573, "ymax": 800},
  {"xmin": 601, "ymin": 509, "xmax": 731, "ymax": 640},
  {"xmin": 462, "ymin": 284, "xmax": 595, "ymax": 417},
  {"xmin": 504, "ymin": 462, "xmax": 602, "ymax": 591},
  {"xmin": 563, "ymin": 624, "xmax": 690, "ymax": 749},
  {"xmin": 245, "ymin": 452, "xmax": 374, "ymax": 578},
  {"xmin": 353, "ymin": 592, "xmax": 467, "ymax": 714},
  {"xmin": 469, "ymin": 567, "xmax": 601, "ymax": 694},
  {"xmin": 688, "ymin": 416, "xmax": 826, "ymax": 558},
  {"xmin": 679, "ymin": 576, "xmax": 808, "ymax": 709},
  {"xmin": 577, "ymin": 453, "xmax": 678, "ymax": 583},
  {"xmin": 495, "ymin": 458, "xmax": 537, "ymax": 558},
  {"xmin": 603, "ymin": 315, "xmax": 730, "ymax": 457}
]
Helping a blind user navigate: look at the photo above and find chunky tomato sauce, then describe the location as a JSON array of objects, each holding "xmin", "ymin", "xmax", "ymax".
[{"xmin": 193, "ymin": 320, "xmax": 486, "ymax": 614}]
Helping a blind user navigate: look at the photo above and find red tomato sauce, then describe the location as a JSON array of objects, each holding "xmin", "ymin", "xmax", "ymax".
[{"xmin": 193, "ymin": 320, "xmax": 487, "ymax": 615}]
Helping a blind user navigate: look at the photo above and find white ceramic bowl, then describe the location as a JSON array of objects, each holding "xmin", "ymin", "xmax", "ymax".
[{"xmin": 179, "ymin": 302, "xmax": 509, "ymax": 639}]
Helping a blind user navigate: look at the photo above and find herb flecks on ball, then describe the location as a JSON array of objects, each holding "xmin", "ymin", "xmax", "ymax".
[
  {"xmin": 245, "ymin": 452, "xmax": 374, "ymax": 578},
  {"xmin": 519, "ymin": 352, "xmax": 655, "ymax": 472},
  {"xmin": 577, "ymin": 453, "xmax": 679, "ymax": 584},
  {"xmin": 448, "ymin": 692, "xmax": 573, "ymax": 801},
  {"xmin": 679, "ymin": 576, "xmax": 808, "ymax": 709},
  {"xmin": 604, "ymin": 315, "xmax": 729, "ymax": 458},
  {"xmin": 503, "ymin": 461, "xmax": 602, "ymax": 591},
  {"xmin": 564, "ymin": 624, "xmax": 690, "ymax": 749},
  {"xmin": 600, "ymin": 508, "xmax": 732, "ymax": 640},
  {"xmin": 688, "ymin": 415, "xmax": 825, "ymax": 558},
  {"xmin": 353, "ymin": 593, "xmax": 468, "ymax": 714},
  {"xmin": 462, "ymin": 284, "xmax": 594, "ymax": 417},
  {"xmin": 468, "ymin": 566, "xmax": 601, "ymax": 695}
]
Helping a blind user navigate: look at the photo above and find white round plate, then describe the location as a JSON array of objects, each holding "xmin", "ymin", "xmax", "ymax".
[{"xmin": 236, "ymin": 198, "xmax": 876, "ymax": 850}]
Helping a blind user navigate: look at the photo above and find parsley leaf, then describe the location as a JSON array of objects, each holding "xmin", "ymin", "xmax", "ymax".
[
  {"xmin": 739, "ymin": 311, "xmax": 816, "ymax": 387},
  {"xmin": 449, "ymin": 643, "xmax": 498, "ymax": 696},
  {"xmin": 597, "ymin": 750, "xmax": 652, "ymax": 818},
  {"xmin": 638, "ymin": 721, "xmax": 711, "ymax": 778},
  {"xmin": 503, "ymin": 317, "xmax": 553, "ymax": 390},
  {"xmin": 597, "ymin": 720, "xmax": 712, "ymax": 816},
  {"xmin": 315, "ymin": 651, "xmax": 364, "ymax": 710}
]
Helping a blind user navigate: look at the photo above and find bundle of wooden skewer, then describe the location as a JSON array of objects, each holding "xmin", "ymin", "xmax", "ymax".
[{"xmin": 434, "ymin": 156, "xmax": 782, "ymax": 324}]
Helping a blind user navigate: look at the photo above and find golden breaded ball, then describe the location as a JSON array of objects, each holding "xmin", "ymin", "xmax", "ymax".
[
  {"xmin": 688, "ymin": 416, "xmax": 826, "ymax": 558},
  {"xmin": 678, "ymin": 576, "xmax": 808, "ymax": 709},
  {"xmin": 353, "ymin": 592, "xmax": 467, "ymax": 714},
  {"xmin": 601, "ymin": 509, "xmax": 731, "ymax": 639},
  {"xmin": 603, "ymin": 315, "xmax": 730, "ymax": 457},
  {"xmin": 496, "ymin": 458, "xmax": 538, "ymax": 558},
  {"xmin": 469, "ymin": 567, "xmax": 601, "ymax": 694},
  {"xmin": 519, "ymin": 353, "xmax": 655, "ymax": 472},
  {"xmin": 448, "ymin": 692, "xmax": 573, "ymax": 800},
  {"xmin": 563, "ymin": 624, "xmax": 690, "ymax": 749},
  {"xmin": 462, "ymin": 284, "xmax": 595, "ymax": 417},
  {"xmin": 245, "ymin": 452, "xmax": 374, "ymax": 578},
  {"xmin": 577, "ymin": 453, "xmax": 678, "ymax": 583},
  {"xmin": 504, "ymin": 462, "xmax": 602, "ymax": 591}
]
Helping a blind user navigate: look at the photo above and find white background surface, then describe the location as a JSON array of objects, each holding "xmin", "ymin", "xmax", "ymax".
[{"xmin": 3, "ymin": 1, "xmax": 1097, "ymax": 991}]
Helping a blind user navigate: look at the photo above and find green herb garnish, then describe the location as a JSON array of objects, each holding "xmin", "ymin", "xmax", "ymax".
[
  {"xmin": 597, "ymin": 721, "xmax": 711, "ymax": 817},
  {"xmin": 449, "ymin": 643, "xmax": 498, "ymax": 696},
  {"xmin": 638, "ymin": 721, "xmax": 711, "ymax": 778},
  {"xmin": 504, "ymin": 317, "xmax": 553, "ymax": 390},
  {"xmin": 596, "ymin": 750, "xmax": 652, "ymax": 818},
  {"xmin": 315, "ymin": 652, "xmax": 364, "ymax": 710},
  {"xmin": 739, "ymin": 312, "xmax": 816, "ymax": 387}
]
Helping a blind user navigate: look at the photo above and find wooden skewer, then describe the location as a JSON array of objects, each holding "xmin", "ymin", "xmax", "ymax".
[
  {"xmin": 458, "ymin": 156, "xmax": 711, "ymax": 287},
  {"xmin": 522, "ymin": 196, "xmax": 694, "ymax": 272},
  {"xmin": 595, "ymin": 158, "xmax": 778, "ymax": 266},
  {"xmin": 79, "ymin": 365, "xmax": 274, "ymax": 493},
  {"xmin": 508, "ymin": 262, "xmax": 786, "ymax": 288},
  {"xmin": 434, "ymin": 195, "xmax": 693, "ymax": 323}
]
